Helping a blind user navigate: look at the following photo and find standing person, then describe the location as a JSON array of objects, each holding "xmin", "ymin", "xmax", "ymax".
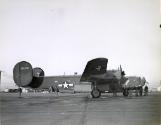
[
  {"xmin": 111, "ymin": 83, "xmax": 117, "ymax": 97},
  {"xmin": 135, "ymin": 87, "xmax": 139, "ymax": 96},
  {"xmin": 49, "ymin": 86, "xmax": 54, "ymax": 93},
  {"xmin": 18, "ymin": 87, "xmax": 22, "ymax": 98},
  {"xmin": 144, "ymin": 86, "xmax": 148, "ymax": 96},
  {"xmin": 55, "ymin": 86, "xmax": 59, "ymax": 96}
]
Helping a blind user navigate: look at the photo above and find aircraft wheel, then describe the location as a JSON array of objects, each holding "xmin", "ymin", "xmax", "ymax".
[
  {"xmin": 123, "ymin": 89, "xmax": 129, "ymax": 97},
  {"xmin": 91, "ymin": 89, "xmax": 101, "ymax": 98}
]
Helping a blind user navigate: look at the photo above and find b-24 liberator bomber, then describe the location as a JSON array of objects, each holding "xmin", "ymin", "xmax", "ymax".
[{"xmin": 13, "ymin": 58, "xmax": 146, "ymax": 98}]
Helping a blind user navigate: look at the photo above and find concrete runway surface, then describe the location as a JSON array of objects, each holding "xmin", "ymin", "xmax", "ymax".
[{"xmin": 0, "ymin": 92, "xmax": 161, "ymax": 125}]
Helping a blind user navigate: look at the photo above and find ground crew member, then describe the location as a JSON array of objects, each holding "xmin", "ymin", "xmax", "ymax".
[
  {"xmin": 18, "ymin": 87, "xmax": 22, "ymax": 98},
  {"xmin": 144, "ymin": 86, "xmax": 148, "ymax": 96}
]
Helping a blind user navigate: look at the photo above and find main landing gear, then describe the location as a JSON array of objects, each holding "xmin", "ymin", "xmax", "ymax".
[
  {"xmin": 123, "ymin": 89, "xmax": 129, "ymax": 96},
  {"xmin": 91, "ymin": 82, "xmax": 101, "ymax": 98},
  {"xmin": 91, "ymin": 88, "xmax": 101, "ymax": 98}
]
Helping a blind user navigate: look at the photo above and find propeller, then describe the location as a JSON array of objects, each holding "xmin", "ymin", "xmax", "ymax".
[{"xmin": 120, "ymin": 65, "xmax": 125, "ymax": 76}]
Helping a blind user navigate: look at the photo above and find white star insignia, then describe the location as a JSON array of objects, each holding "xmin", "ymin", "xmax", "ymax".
[{"xmin": 63, "ymin": 81, "xmax": 68, "ymax": 88}]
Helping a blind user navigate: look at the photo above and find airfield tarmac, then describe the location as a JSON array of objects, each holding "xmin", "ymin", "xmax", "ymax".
[{"xmin": 0, "ymin": 92, "xmax": 161, "ymax": 125}]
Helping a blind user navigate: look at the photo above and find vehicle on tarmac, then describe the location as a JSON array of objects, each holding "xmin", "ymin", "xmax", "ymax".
[{"xmin": 122, "ymin": 76, "xmax": 147, "ymax": 96}]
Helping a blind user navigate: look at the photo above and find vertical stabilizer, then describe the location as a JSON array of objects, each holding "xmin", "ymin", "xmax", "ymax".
[{"xmin": 80, "ymin": 58, "xmax": 108, "ymax": 82}]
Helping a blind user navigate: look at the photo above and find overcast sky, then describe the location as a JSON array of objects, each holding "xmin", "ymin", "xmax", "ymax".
[{"xmin": 0, "ymin": 0, "xmax": 161, "ymax": 88}]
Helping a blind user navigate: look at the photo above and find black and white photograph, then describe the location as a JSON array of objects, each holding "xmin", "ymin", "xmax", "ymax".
[{"xmin": 0, "ymin": 0, "xmax": 161, "ymax": 125}]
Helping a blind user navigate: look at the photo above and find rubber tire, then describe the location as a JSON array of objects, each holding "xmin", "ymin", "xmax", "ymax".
[{"xmin": 91, "ymin": 89, "xmax": 101, "ymax": 98}]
